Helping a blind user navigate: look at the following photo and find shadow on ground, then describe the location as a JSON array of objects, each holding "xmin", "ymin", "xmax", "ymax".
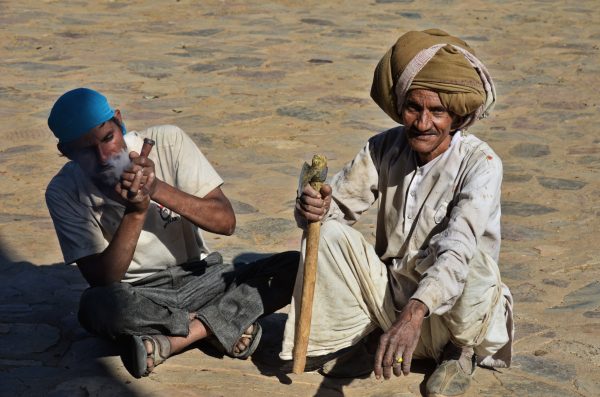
[{"xmin": 0, "ymin": 239, "xmax": 145, "ymax": 397}]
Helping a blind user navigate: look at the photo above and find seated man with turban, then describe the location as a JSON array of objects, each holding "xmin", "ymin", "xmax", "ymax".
[
  {"xmin": 45, "ymin": 88, "xmax": 299, "ymax": 378},
  {"xmin": 281, "ymin": 29, "xmax": 513, "ymax": 397}
]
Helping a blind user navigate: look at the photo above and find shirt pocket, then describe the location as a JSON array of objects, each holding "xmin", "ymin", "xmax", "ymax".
[{"xmin": 416, "ymin": 201, "xmax": 450, "ymax": 251}]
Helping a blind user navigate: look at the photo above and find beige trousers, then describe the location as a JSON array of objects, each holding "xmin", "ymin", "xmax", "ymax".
[{"xmin": 280, "ymin": 221, "xmax": 513, "ymax": 367}]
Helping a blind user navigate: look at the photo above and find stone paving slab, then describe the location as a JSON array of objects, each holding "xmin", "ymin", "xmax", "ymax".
[{"xmin": 1, "ymin": 0, "xmax": 600, "ymax": 396}]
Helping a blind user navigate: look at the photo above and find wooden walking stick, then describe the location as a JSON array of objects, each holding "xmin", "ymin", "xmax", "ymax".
[{"xmin": 292, "ymin": 154, "xmax": 327, "ymax": 374}]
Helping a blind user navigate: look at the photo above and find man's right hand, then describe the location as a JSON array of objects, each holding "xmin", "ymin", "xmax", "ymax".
[
  {"xmin": 373, "ymin": 299, "xmax": 427, "ymax": 380},
  {"xmin": 295, "ymin": 183, "xmax": 332, "ymax": 227},
  {"xmin": 115, "ymin": 167, "xmax": 155, "ymax": 213}
]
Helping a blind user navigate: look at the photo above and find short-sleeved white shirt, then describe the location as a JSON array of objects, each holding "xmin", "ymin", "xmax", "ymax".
[{"xmin": 46, "ymin": 125, "xmax": 224, "ymax": 283}]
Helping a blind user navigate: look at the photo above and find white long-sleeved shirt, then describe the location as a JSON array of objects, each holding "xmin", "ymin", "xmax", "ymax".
[{"xmin": 325, "ymin": 127, "xmax": 503, "ymax": 316}]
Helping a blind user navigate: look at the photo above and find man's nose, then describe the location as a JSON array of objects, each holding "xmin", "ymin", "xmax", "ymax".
[
  {"xmin": 96, "ymin": 145, "xmax": 111, "ymax": 165},
  {"xmin": 413, "ymin": 110, "xmax": 433, "ymax": 132}
]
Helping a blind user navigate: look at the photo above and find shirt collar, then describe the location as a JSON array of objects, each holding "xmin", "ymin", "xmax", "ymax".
[{"xmin": 415, "ymin": 130, "xmax": 463, "ymax": 173}]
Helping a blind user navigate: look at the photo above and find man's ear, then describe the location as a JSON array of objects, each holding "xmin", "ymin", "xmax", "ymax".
[
  {"xmin": 114, "ymin": 109, "xmax": 122, "ymax": 123},
  {"xmin": 113, "ymin": 109, "xmax": 126, "ymax": 135}
]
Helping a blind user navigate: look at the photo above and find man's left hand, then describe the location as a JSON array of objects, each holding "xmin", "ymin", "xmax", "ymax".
[{"xmin": 374, "ymin": 299, "xmax": 428, "ymax": 380}]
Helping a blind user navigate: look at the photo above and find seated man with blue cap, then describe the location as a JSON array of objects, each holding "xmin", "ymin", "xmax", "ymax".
[{"xmin": 46, "ymin": 87, "xmax": 299, "ymax": 378}]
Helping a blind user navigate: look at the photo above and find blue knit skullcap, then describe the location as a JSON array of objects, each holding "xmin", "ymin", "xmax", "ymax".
[{"xmin": 48, "ymin": 88, "xmax": 126, "ymax": 143}]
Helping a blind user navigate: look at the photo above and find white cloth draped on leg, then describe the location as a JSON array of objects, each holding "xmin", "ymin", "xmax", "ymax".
[
  {"xmin": 280, "ymin": 221, "xmax": 513, "ymax": 367},
  {"xmin": 412, "ymin": 250, "xmax": 513, "ymax": 366},
  {"xmin": 280, "ymin": 221, "xmax": 395, "ymax": 359}
]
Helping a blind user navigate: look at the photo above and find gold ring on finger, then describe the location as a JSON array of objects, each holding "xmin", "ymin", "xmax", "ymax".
[{"xmin": 392, "ymin": 356, "xmax": 403, "ymax": 367}]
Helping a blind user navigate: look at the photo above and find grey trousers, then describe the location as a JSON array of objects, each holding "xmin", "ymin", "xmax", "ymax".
[{"xmin": 78, "ymin": 251, "xmax": 300, "ymax": 354}]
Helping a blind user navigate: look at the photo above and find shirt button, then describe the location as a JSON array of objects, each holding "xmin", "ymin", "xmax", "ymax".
[
  {"xmin": 410, "ymin": 191, "xmax": 416, "ymax": 197},
  {"xmin": 407, "ymin": 214, "xmax": 413, "ymax": 219}
]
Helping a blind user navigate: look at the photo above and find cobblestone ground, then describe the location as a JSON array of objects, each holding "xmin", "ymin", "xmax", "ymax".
[{"xmin": 1, "ymin": 1, "xmax": 599, "ymax": 396}]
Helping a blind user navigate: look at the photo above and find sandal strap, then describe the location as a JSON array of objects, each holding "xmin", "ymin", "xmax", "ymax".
[
  {"xmin": 232, "ymin": 322, "xmax": 262, "ymax": 359},
  {"xmin": 142, "ymin": 335, "xmax": 171, "ymax": 366}
]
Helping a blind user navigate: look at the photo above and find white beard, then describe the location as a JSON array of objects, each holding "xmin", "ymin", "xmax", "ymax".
[{"xmin": 91, "ymin": 148, "xmax": 131, "ymax": 189}]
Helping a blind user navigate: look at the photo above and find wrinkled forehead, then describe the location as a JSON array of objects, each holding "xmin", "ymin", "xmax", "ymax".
[{"xmin": 402, "ymin": 89, "xmax": 449, "ymax": 112}]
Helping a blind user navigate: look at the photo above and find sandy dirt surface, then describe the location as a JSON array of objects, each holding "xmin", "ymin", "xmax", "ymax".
[{"xmin": 1, "ymin": 0, "xmax": 599, "ymax": 396}]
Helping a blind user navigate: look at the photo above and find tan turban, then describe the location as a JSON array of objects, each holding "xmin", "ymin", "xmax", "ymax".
[{"xmin": 370, "ymin": 29, "xmax": 496, "ymax": 129}]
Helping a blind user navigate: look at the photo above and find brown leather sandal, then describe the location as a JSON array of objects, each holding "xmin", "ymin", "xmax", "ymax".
[
  {"xmin": 121, "ymin": 334, "xmax": 171, "ymax": 378},
  {"xmin": 231, "ymin": 322, "xmax": 262, "ymax": 360}
]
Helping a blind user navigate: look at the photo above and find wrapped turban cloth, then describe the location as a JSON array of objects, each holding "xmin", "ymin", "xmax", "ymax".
[{"xmin": 370, "ymin": 29, "xmax": 496, "ymax": 130}]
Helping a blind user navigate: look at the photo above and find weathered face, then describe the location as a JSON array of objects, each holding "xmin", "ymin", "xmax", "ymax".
[
  {"xmin": 401, "ymin": 89, "xmax": 457, "ymax": 165},
  {"xmin": 62, "ymin": 116, "xmax": 129, "ymax": 189}
]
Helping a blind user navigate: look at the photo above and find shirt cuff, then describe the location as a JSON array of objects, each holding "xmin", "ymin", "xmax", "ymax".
[{"xmin": 410, "ymin": 278, "xmax": 444, "ymax": 317}]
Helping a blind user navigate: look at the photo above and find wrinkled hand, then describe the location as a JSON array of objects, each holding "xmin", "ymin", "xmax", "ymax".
[
  {"xmin": 295, "ymin": 183, "xmax": 332, "ymax": 228},
  {"xmin": 374, "ymin": 299, "xmax": 428, "ymax": 380},
  {"xmin": 115, "ymin": 151, "xmax": 157, "ymax": 212}
]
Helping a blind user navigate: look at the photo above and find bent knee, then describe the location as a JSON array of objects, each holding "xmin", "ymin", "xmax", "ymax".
[
  {"xmin": 78, "ymin": 283, "xmax": 137, "ymax": 337},
  {"xmin": 320, "ymin": 220, "xmax": 353, "ymax": 247}
]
